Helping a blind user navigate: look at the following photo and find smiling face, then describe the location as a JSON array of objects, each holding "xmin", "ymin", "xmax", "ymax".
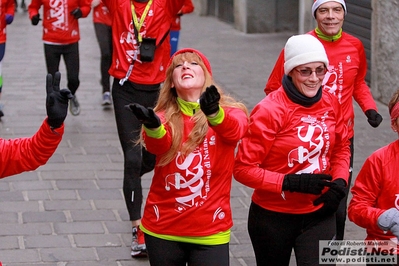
[
  {"xmin": 171, "ymin": 53, "xmax": 207, "ymax": 102},
  {"xmin": 315, "ymin": 1, "xmax": 345, "ymax": 36},
  {"xmin": 290, "ymin": 62, "xmax": 326, "ymax": 98}
]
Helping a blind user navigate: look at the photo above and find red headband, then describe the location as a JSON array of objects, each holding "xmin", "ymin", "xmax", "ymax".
[{"xmin": 168, "ymin": 48, "xmax": 212, "ymax": 75}]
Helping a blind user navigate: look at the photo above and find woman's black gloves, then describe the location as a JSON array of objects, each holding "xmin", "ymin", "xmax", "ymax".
[
  {"xmin": 199, "ymin": 85, "xmax": 220, "ymax": 116},
  {"xmin": 365, "ymin": 109, "xmax": 383, "ymax": 128},
  {"xmin": 125, "ymin": 103, "xmax": 161, "ymax": 129},
  {"xmin": 46, "ymin": 72, "xmax": 73, "ymax": 129},
  {"xmin": 31, "ymin": 14, "xmax": 41, "ymax": 25},
  {"xmin": 313, "ymin": 178, "xmax": 346, "ymax": 214},
  {"xmin": 70, "ymin": 8, "xmax": 83, "ymax": 19},
  {"xmin": 282, "ymin": 173, "xmax": 332, "ymax": 194}
]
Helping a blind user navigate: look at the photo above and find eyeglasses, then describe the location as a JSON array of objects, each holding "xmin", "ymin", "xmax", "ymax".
[{"xmin": 294, "ymin": 67, "xmax": 327, "ymax": 77}]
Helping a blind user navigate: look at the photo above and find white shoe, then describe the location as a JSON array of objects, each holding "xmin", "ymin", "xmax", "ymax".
[
  {"xmin": 102, "ymin": 92, "xmax": 112, "ymax": 106},
  {"xmin": 69, "ymin": 95, "xmax": 81, "ymax": 116}
]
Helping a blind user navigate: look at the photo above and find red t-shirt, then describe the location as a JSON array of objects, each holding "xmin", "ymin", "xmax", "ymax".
[{"xmin": 28, "ymin": 0, "xmax": 91, "ymax": 44}]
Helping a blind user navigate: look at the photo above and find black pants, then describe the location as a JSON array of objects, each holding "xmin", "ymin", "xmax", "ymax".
[
  {"xmin": 112, "ymin": 79, "xmax": 159, "ymax": 221},
  {"xmin": 335, "ymin": 137, "xmax": 354, "ymax": 240},
  {"xmin": 93, "ymin": 23, "xmax": 112, "ymax": 93},
  {"xmin": 144, "ymin": 233, "xmax": 229, "ymax": 266},
  {"xmin": 44, "ymin": 43, "xmax": 80, "ymax": 95},
  {"xmin": 248, "ymin": 202, "xmax": 336, "ymax": 266}
]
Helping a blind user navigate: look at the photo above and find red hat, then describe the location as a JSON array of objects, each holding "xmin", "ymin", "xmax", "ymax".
[{"xmin": 168, "ymin": 48, "xmax": 212, "ymax": 76}]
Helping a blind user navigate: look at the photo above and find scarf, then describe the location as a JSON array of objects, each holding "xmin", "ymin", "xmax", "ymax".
[{"xmin": 282, "ymin": 75, "xmax": 322, "ymax": 107}]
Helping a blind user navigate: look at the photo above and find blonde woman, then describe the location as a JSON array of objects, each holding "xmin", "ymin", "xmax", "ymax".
[{"xmin": 126, "ymin": 48, "xmax": 248, "ymax": 266}]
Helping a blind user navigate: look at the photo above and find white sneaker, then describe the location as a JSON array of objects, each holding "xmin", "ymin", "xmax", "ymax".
[
  {"xmin": 102, "ymin": 92, "xmax": 112, "ymax": 106},
  {"xmin": 131, "ymin": 226, "xmax": 147, "ymax": 257},
  {"xmin": 69, "ymin": 95, "xmax": 81, "ymax": 116}
]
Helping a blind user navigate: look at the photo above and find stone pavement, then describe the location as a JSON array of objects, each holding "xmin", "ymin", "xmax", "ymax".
[{"xmin": 0, "ymin": 9, "xmax": 396, "ymax": 266}]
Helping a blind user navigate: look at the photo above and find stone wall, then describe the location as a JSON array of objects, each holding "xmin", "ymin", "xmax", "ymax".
[{"xmin": 371, "ymin": 0, "xmax": 399, "ymax": 104}]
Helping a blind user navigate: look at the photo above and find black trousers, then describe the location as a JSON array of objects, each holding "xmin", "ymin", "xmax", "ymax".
[
  {"xmin": 248, "ymin": 202, "xmax": 336, "ymax": 266},
  {"xmin": 94, "ymin": 23, "xmax": 112, "ymax": 93},
  {"xmin": 44, "ymin": 43, "xmax": 80, "ymax": 95},
  {"xmin": 112, "ymin": 79, "xmax": 159, "ymax": 221},
  {"xmin": 144, "ymin": 233, "xmax": 229, "ymax": 266}
]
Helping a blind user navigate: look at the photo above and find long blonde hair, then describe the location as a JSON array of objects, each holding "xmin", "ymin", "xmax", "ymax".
[{"xmin": 153, "ymin": 51, "xmax": 248, "ymax": 166}]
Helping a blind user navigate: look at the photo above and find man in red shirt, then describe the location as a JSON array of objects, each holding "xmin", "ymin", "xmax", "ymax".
[{"xmin": 265, "ymin": 0, "xmax": 383, "ymax": 241}]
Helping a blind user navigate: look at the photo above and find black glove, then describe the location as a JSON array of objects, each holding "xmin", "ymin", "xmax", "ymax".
[
  {"xmin": 46, "ymin": 72, "xmax": 73, "ymax": 129},
  {"xmin": 70, "ymin": 8, "xmax": 83, "ymax": 19},
  {"xmin": 365, "ymin": 109, "xmax": 383, "ymax": 128},
  {"xmin": 313, "ymin": 178, "xmax": 346, "ymax": 215},
  {"xmin": 282, "ymin": 173, "xmax": 332, "ymax": 195},
  {"xmin": 199, "ymin": 85, "xmax": 221, "ymax": 116},
  {"xmin": 125, "ymin": 103, "xmax": 161, "ymax": 129},
  {"xmin": 31, "ymin": 14, "xmax": 41, "ymax": 25}
]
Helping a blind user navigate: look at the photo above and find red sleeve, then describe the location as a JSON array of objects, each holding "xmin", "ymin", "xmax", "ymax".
[
  {"xmin": 210, "ymin": 107, "xmax": 248, "ymax": 144},
  {"xmin": 351, "ymin": 38, "xmax": 378, "ymax": 113},
  {"xmin": 233, "ymin": 100, "xmax": 285, "ymax": 193},
  {"xmin": 264, "ymin": 49, "xmax": 285, "ymax": 95},
  {"xmin": 79, "ymin": 0, "xmax": 92, "ymax": 18},
  {"xmin": 328, "ymin": 96, "xmax": 351, "ymax": 182},
  {"xmin": 348, "ymin": 156, "xmax": 385, "ymax": 232},
  {"xmin": 6, "ymin": 0, "xmax": 15, "ymax": 16},
  {"xmin": 170, "ymin": 0, "xmax": 186, "ymax": 17},
  {"xmin": 0, "ymin": 119, "xmax": 63, "ymax": 178},
  {"xmin": 180, "ymin": 0, "xmax": 194, "ymax": 14},
  {"xmin": 143, "ymin": 113, "xmax": 173, "ymax": 156},
  {"xmin": 28, "ymin": 0, "xmax": 41, "ymax": 18}
]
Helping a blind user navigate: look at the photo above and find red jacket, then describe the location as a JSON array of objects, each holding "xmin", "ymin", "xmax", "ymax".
[
  {"xmin": 348, "ymin": 140, "xmax": 399, "ymax": 242},
  {"xmin": 92, "ymin": 1, "xmax": 111, "ymax": 26},
  {"xmin": 0, "ymin": 0, "xmax": 14, "ymax": 44},
  {"xmin": 0, "ymin": 119, "xmax": 64, "ymax": 178},
  {"xmin": 141, "ymin": 107, "xmax": 248, "ymax": 237},
  {"xmin": 102, "ymin": 0, "xmax": 184, "ymax": 85},
  {"xmin": 265, "ymin": 30, "xmax": 378, "ymax": 139},
  {"xmin": 234, "ymin": 87, "xmax": 350, "ymax": 214},
  {"xmin": 170, "ymin": 0, "xmax": 194, "ymax": 31},
  {"xmin": 28, "ymin": 0, "xmax": 91, "ymax": 44}
]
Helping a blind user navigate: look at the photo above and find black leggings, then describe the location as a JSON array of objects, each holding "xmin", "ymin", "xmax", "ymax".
[
  {"xmin": 93, "ymin": 23, "xmax": 112, "ymax": 93},
  {"xmin": 112, "ymin": 79, "xmax": 159, "ymax": 221},
  {"xmin": 44, "ymin": 43, "xmax": 80, "ymax": 95},
  {"xmin": 144, "ymin": 233, "xmax": 229, "ymax": 266},
  {"xmin": 248, "ymin": 202, "xmax": 336, "ymax": 266}
]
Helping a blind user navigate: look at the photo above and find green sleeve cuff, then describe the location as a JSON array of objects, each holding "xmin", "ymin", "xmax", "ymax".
[
  {"xmin": 207, "ymin": 106, "xmax": 225, "ymax": 126},
  {"xmin": 144, "ymin": 124, "xmax": 167, "ymax": 139}
]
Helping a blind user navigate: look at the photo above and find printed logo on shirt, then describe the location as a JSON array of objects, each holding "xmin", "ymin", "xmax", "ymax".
[
  {"xmin": 119, "ymin": 21, "xmax": 142, "ymax": 64},
  {"xmin": 287, "ymin": 113, "xmax": 330, "ymax": 173},
  {"xmin": 49, "ymin": 0, "xmax": 68, "ymax": 31},
  {"xmin": 323, "ymin": 63, "xmax": 344, "ymax": 104},
  {"xmin": 164, "ymin": 137, "xmax": 213, "ymax": 214}
]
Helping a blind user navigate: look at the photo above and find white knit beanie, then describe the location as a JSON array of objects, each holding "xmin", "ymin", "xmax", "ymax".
[
  {"xmin": 312, "ymin": 0, "xmax": 347, "ymax": 18},
  {"xmin": 284, "ymin": 34, "xmax": 329, "ymax": 75}
]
